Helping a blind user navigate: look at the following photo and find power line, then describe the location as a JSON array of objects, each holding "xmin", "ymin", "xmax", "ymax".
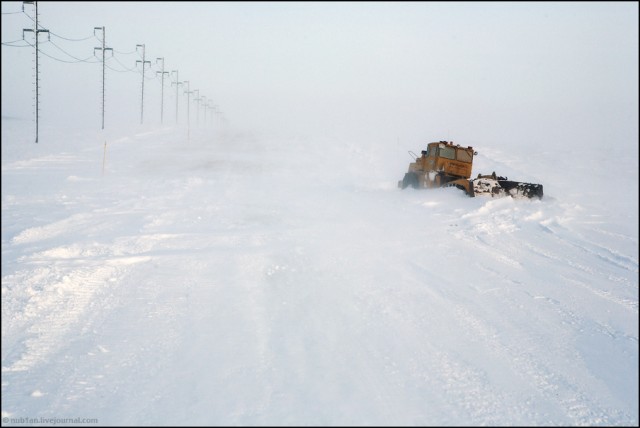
[
  {"xmin": 7, "ymin": 3, "xmax": 227, "ymax": 136},
  {"xmin": 104, "ymin": 62, "xmax": 134, "ymax": 73},
  {"xmin": 2, "ymin": 40, "xmax": 31, "ymax": 46},
  {"xmin": 109, "ymin": 54, "xmax": 137, "ymax": 72},
  {"xmin": 20, "ymin": 7, "xmax": 95, "ymax": 42},
  {"xmin": 142, "ymin": 70, "xmax": 158, "ymax": 81},
  {"xmin": 48, "ymin": 39, "xmax": 98, "ymax": 63},
  {"xmin": 21, "ymin": 17, "xmax": 97, "ymax": 46},
  {"xmin": 19, "ymin": 39, "xmax": 92, "ymax": 64},
  {"xmin": 49, "ymin": 32, "xmax": 95, "ymax": 42},
  {"xmin": 111, "ymin": 47, "xmax": 137, "ymax": 55},
  {"xmin": 38, "ymin": 44, "xmax": 99, "ymax": 63},
  {"xmin": 17, "ymin": 6, "xmax": 144, "ymax": 70}
]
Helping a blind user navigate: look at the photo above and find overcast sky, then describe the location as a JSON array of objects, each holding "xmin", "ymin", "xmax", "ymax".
[{"xmin": 2, "ymin": 1, "xmax": 638, "ymax": 147}]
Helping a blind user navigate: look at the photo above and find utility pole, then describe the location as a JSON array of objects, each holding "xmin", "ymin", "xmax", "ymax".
[
  {"xmin": 94, "ymin": 26, "xmax": 112, "ymax": 130},
  {"xmin": 193, "ymin": 89, "xmax": 200, "ymax": 127},
  {"xmin": 136, "ymin": 44, "xmax": 150, "ymax": 124},
  {"xmin": 208, "ymin": 104, "xmax": 215, "ymax": 126},
  {"xmin": 208, "ymin": 103, "xmax": 216, "ymax": 129},
  {"xmin": 201, "ymin": 96, "xmax": 207, "ymax": 126},
  {"xmin": 183, "ymin": 80, "xmax": 191, "ymax": 140},
  {"xmin": 214, "ymin": 105, "xmax": 224, "ymax": 129},
  {"xmin": 156, "ymin": 57, "xmax": 169, "ymax": 124},
  {"xmin": 22, "ymin": 1, "xmax": 49, "ymax": 143},
  {"xmin": 170, "ymin": 70, "xmax": 181, "ymax": 124},
  {"xmin": 213, "ymin": 105, "xmax": 219, "ymax": 127}
]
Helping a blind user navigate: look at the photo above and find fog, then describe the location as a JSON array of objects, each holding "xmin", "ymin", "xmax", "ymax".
[
  {"xmin": 2, "ymin": 3, "xmax": 639, "ymax": 425},
  {"xmin": 2, "ymin": 2, "xmax": 638, "ymax": 147}
]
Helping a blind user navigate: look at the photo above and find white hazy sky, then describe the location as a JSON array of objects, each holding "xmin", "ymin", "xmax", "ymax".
[{"xmin": 2, "ymin": 1, "xmax": 638, "ymax": 147}]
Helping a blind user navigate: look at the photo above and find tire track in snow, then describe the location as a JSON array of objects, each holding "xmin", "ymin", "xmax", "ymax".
[
  {"xmin": 449, "ymin": 202, "xmax": 637, "ymax": 425},
  {"xmin": 2, "ymin": 154, "xmax": 85, "ymax": 171},
  {"xmin": 2, "ymin": 257, "xmax": 149, "ymax": 373},
  {"xmin": 452, "ymin": 303, "xmax": 630, "ymax": 425},
  {"xmin": 521, "ymin": 238, "xmax": 638, "ymax": 313},
  {"xmin": 457, "ymin": 200, "xmax": 638, "ymax": 316},
  {"xmin": 560, "ymin": 276, "xmax": 638, "ymax": 313},
  {"xmin": 11, "ymin": 213, "xmax": 91, "ymax": 245},
  {"xmin": 2, "ymin": 232, "xmax": 188, "ymax": 374},
  {"xmin": 433, "ymin": 350, "xmax": 523, "ymax": 425},
  {"xmin": 355, "ymin": 261, "xmax": 532, "ymax": 425},
  {"xmin": 541, "ymin": 221, "xmax": 638, "ymax": 274}
]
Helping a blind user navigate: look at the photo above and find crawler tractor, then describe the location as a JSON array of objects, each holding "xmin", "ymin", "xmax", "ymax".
[{"xmin": 398, "ymin": 141, "xmax": 543, "ymax": 199}]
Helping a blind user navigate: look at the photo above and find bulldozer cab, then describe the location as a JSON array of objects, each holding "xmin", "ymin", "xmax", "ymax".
[{"xmin": 419, "ymin": 141, "xmax": 475, "ymax": 179}]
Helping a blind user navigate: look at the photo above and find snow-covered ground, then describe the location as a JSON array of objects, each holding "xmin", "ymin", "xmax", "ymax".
[{"xmin": 1, "ymin": 117, "xmax": 638, "ymax": 426}]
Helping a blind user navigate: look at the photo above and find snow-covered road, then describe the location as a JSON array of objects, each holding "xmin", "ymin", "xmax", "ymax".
[{"xmin": 2, "ymin": 120, "xmax": 638, "ymax": 425}]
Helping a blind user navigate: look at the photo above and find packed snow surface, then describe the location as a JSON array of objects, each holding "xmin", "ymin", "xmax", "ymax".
[{"xmin": 1, "ymin": 119, "xmax": 638, "ymax": 426}]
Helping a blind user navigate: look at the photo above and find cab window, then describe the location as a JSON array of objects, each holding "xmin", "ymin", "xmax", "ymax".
[
  {"xmin": 456, "ymin": 149, "xmax": 472, "ymax": 163},
  {"xmin": 439, "ymin": 145, "xmax": 455, "ymax": 160}
]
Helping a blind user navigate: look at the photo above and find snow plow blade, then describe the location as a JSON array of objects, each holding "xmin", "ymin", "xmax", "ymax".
[{"xmin": 471, "ymin": 173, "xmax": 543, "ymax": 199}]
